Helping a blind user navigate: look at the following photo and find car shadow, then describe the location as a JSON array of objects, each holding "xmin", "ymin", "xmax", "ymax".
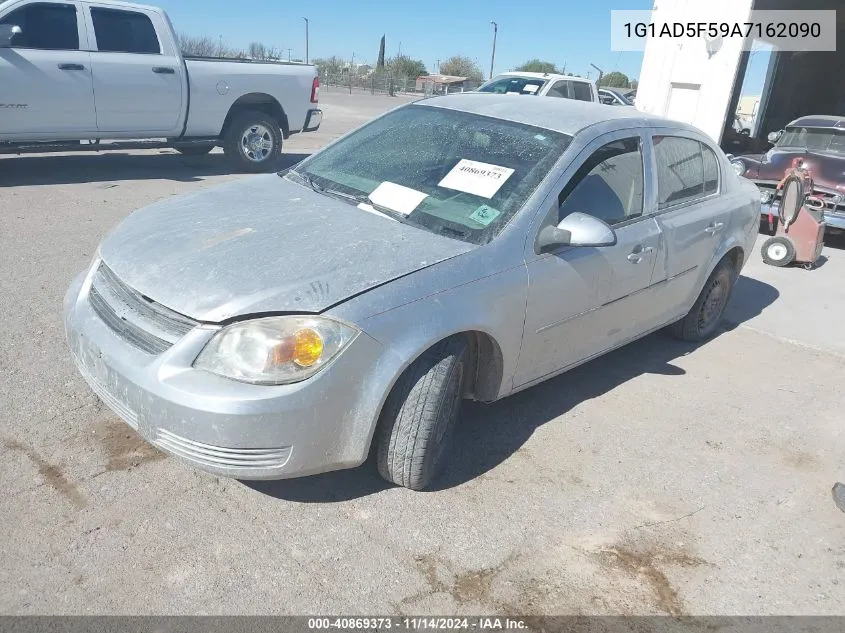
[
  {"xmin": 245, "ymin": 275, "xmax": 779, "ymax": 503},
  {"xmin": 0, "ymin": 151, "xmax": 310, "ymax": 187}
]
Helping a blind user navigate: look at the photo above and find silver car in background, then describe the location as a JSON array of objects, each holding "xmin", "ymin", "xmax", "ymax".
[{"xmin": 64, "ymin": 95, "xmax": 760, "ymax": 490}]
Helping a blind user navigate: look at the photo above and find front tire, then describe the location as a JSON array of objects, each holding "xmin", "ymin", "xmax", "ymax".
[
  {"xmin": 376, "ymin": 337, "xmax": 468, "ymax": 490},
  {"xmin": 223, "ymin": 109, "xmax": 282, "ymax": 172},
  {"xmin": 670, "ymin": 258, "xmax": 736, "ymax": 342}
]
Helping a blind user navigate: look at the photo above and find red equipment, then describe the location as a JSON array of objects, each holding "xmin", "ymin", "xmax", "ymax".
[{"xmin": 760, "ymin": 159, "xmax": 826, "ymax": 269}]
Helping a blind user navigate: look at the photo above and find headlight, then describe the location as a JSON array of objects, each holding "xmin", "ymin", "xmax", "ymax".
[
  {"xmin": 194, "ymin": 316, "xmax": 359, "ymax": 385},
  {"xmin": 760, "ymin": 190, "xmax": 774, "ymax": 205},
  {"xmin": 731, "ymin": 159, "xmax": 746, "ymax": 177}
]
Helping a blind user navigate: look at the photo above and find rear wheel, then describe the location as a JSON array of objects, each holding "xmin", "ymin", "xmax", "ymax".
[
  {"xmin": 222, "ymin": 109, "xmax": 282, "ymax": 172},
  {"xmin": 376, "ymin": 337, "xmax": 467, "ymax": 490},
  {"xmin": 670, "ymin": 258, "xmax": 736, "ymax": 342},
  {"xmin": 761, "ymin": 236, "xmax": 796, "ymax": 267}
]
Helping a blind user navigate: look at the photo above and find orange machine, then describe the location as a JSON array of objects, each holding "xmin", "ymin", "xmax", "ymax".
[{"xmin": 760, "ymin": 160, "xmax": 826, "ymax": 269}]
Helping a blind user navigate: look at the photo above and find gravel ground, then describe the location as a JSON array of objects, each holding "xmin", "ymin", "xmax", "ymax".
[{"xmin": 1, "ymin": 91, "xmax": 844, "ymax": 616}]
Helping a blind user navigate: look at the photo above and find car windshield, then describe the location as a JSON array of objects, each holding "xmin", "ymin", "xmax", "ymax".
[
  {"xmin": 289, "ymin": 104, "xmax": 572, "ymax": 245},
  {"xmin": 776, "ymin": 126, "xmax": 845, "ymax": 154},
  {"xmin": 478, "ymin": 76, "xmax": 547, "ymax": 95}
]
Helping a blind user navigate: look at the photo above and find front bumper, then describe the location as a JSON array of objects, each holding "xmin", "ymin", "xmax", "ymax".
[
  {"xmin": 760, "ymin": 203, "xmax": 845, "ymax": 230},
  {"xmin": 63, "ymin": 266, "xmax": 386, "ymax": 480},
  {"xmin": 302, "ymin": 108, "xmax": 322, "ymax": 133}
]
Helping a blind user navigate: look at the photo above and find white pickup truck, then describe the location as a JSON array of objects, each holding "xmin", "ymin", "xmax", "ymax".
[{"xmin": 0, "ymin": 0, "xmax": 321, "ymax": 170}]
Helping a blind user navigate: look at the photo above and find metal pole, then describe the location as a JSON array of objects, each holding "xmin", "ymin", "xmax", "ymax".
[
  {"xmin": 590, "ymin": 63, "xmax": 604, "ymax": 86},
  {"xmin": 286, "ymin": 48, "xmax": 292, "ymax": 62},
  {"xmin": 349, "ymin": 52, "xmax": 354, "ymax": 94},
  {"xmin": 303, "ymin": 18, "xmax": 309, "ymax": 64},
  {"xmin": 489, "ymin": 21, "xmax": 497, "ymax": 80}
]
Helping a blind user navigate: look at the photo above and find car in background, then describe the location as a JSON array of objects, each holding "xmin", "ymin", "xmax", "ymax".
[
  {"xmin": 730, "ymin": 115, "xmax": 845, "ymax": 233},
  {"xmin": 598, "ymin": 87, "xmax": 634, "ymax": 107},
  {"xmin": 721, "ymin": 116, "xmax": 754, "ymax": 154},
  {"xmin": 478, "ymin": 72, "xmax": 598, "ymax": 102},
  {"xmin": 0, "ymin": 0, "xmax": 321, "ymax": 171}
]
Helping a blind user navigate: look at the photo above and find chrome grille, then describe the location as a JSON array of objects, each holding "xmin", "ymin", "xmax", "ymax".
[
  {"xmin": 90, "ymin": 263, "xmax": 197, "ymax": 354},
  {"xmin": 758, "ymin": 182, "xmax": 844, "ymax": 217}
]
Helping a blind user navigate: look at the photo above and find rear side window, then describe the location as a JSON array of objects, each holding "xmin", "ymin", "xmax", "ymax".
[
  {"xmin": 572, "ymin": 81, "xmax": 593, "ymax": 102},
  {"xmin": 654, "ymin": 136, "xmax": 719, "ymax": 208},
  {"xmin": 558, "ymin": 137, "xmax": 645, "ymax": 226},
  {"xmin": 0, "ymin": 2, "xmax": 79, "ymax": 50},
  {"xmin": 91, "ymin": 8, "xmax": 160, "ymax": 54},
  {"xmin": 547, "ymin": 81, "xmax": 572, "ymax": 99}
]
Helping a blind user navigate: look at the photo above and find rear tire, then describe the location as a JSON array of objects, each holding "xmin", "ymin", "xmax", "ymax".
[
  {"xmin": 761, "ymin": 236, "xmax": 796, "ymax": 267},
  {"xmin": 670, "ymin": 258, "xmax": 736, "ymax": 342},
  {"xmin": 222, "ymin": 109, "xmax": 282, "ymax": 172},
  {"xmin": 174, "ymin": 144, "xmax": 215, "ymax": 156},
  {"xmin": 376, "ymin": 337, "xmax": 468, "ymax": 490}
]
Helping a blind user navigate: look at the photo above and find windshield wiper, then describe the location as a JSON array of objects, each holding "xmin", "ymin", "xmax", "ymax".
[{"xmin": 287, "ymin": 171, "xmax": 405, "ymax": 222}]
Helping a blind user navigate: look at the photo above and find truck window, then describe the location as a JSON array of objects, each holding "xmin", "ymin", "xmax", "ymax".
[
  {"xmin": 91, "ymin": 7, "xmax": 160, "ymax": 54},
  {"xmin": 572, "ymin": 81, "xmax": 593, "ymax": 102},
  {"xmin": 547, "ymin": 81, "xmax": 572, "ymax": 99},
  {"xmin": 0, "ymin": 2, "xmax": 79, "ymax": 50}
]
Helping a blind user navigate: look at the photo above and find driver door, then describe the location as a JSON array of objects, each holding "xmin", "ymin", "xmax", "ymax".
[
  {"xmin": 0, "ymin": 1, "xmax": 95, "ymax": 138},
  {"xmin": 514, "ymin": 129, "xmax": 663, "ymax": 388}
]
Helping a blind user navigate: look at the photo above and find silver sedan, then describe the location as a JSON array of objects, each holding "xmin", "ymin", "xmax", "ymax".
[{"xmin": 64, "ymin": 95, "xmax": 761, "ymax": 490}]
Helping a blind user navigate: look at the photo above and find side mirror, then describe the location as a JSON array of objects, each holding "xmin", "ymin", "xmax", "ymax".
[
  {"xmin": 536, "ymin": 211, "xmax": 617, "ymax": 254},
  {"xmin": 768, "ymin": 130, "xmax": 783, "ymax": 143},
  {"xmin": 0, "ymin": 24, "xmax": 22, "ymax": 47}
]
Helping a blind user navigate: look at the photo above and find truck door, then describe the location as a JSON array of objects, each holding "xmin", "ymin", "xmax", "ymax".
[
  {"xmin": 0, "ymin": 1, "xmax": 96, "ymax": 139},
  {"xmin": 83, "ymin": 3, "xmax": 184, "ymax": 135}
]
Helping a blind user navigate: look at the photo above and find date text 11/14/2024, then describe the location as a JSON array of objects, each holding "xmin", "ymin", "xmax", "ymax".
[{"xmin": 307, "ymin": 617, "xmax": 528, "ymax": 630}]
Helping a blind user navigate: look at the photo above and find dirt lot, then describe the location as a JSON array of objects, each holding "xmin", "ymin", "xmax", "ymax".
[{"xmin": 1, "ymin": 91, "xmax": 844, "ymax": 616}]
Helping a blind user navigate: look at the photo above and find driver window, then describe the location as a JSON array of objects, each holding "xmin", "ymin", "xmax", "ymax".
[{"xmin": 557, "ymin": 137, "xmax": 644, "ymax": 226}]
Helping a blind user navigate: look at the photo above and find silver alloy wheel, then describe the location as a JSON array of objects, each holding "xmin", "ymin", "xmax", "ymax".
[
  {"xmin": 240, "ymin": 124, "xmax": 274, "ymax": 162},
  {"xmin": 767, "ymin": 241, "xmax": 789, "ymax": 261}
]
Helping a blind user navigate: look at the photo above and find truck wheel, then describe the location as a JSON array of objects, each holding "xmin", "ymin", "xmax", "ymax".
[
  {"xmin": 669, "ymin": 258, "xmax": 736, "ymax": 342},
  {"xmin": 223, "ymin": 110, "xmax": 282, "ymax": 172},
  {"xmin": 376, "ymin": 337, "xmax": 467, "ymax": 491},
  {"xmin": 761, "ymin": 236, "xmax": 796, "ymax": 267},
  {"xmin": 175, "ymin": 144, "xmax": 215, "ymax": 156}
]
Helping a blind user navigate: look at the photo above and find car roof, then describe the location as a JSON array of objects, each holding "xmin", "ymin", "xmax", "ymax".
[
  {"xmin": 787, "ymin": 115, "xmax": 845, "ymax": 129},
  {"xmin": 495, "ymin": 71, "xmax": 594, "ymax": 84},
  {"xmin": 416, "ymin": 93, "xmax": 685, "ymax": 137}
]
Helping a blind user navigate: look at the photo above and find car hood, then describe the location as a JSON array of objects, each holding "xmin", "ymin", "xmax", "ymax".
[
  {"xmin": 739, "ymin": 149, "xmax": 845, "ymax": 190},
  {"xmin": 99, "ymin": 175, "xmax": 474, "ymax": 322}
]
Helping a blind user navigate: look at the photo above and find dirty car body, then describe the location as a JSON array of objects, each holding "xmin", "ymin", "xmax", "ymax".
[
  {"xmin": 731, "ymin": 115, "xmax": 845, "ymax": 233},
  {"xmin": 64, "ymin": 95, "xmax": 760, "ymax": 486}
]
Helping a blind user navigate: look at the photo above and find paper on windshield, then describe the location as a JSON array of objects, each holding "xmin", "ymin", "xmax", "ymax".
[
  {"xmin": 523, "ymin": 84, "xmax": 540, "ymax": 94},
  {"xmin": 438, "ymin": 159, "xmax": 515, "ymax": 199},
  {"xmin": 368, "ymin": 181, "xmax": 428, "ymax": 215}
]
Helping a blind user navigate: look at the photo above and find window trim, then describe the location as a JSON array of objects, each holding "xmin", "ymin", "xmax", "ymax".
[
  {"xmin": 0, "ymin": 0, "xmax": 82, "ymax": 52},
  {"xmin": 87, "ymin": 5, "xmax": 162, "ymax": 55},
  {"xmin": 651, "ymin": 133, "xmax": 722, "ymax": 213}
]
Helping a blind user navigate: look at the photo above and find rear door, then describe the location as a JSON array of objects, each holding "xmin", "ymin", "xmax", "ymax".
[
  {"xmin": 649, "ymin": 134, "xmax": 732, "ymax": 322},
  {"xmin": 0, "ymin": 0, "xmax": 95, "ymax": 138},
  {"xmin": 83, "ymin": 2, "xmax": 183, "ymax": 135}
]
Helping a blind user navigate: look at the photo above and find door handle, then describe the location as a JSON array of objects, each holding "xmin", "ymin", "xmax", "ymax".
[
  {"xmin": 152, "ymin": 67, "xmax": 176, "ymax": 74},
  {"xmin": 627, "ymin": 245, "xmax": 654, "ymax": 263},
  {"xmin": 58, "ymin": 63, "xmax": 85, "ymax": 71},
  {"xmin": 705, "ymin": 222, "xmax": 725, "ymax": 235},
  {"xmin": 627, "ymin": 253, "xmax": 643, "ymax": 263}
]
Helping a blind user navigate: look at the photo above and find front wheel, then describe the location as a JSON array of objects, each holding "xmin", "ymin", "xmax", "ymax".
[
  {"xmin": 669, "ymin": 258, "xmax": 736, "ymax": 342},
  {"xmin": 761, "ymin": 236, "xmax": 796, "ymax": 267},
  {"xmin": 376, "ymin": 337, "xmax": 467, "ymax": 490},
  {"xmin": 222, "ymin": 109, "xmax": 282, "ymax": 172}
]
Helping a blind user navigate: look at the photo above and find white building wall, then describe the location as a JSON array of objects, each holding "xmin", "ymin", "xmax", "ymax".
[{"xmin": 636, "ymin": 0, "xmax": 755, "ymax": 142}]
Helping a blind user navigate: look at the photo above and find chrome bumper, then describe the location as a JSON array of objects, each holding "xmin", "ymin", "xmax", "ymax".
[
  {"xmin": 760, "ymin": 203, "xmax": 845, "ymax": 230},
  {"xmin": 63, "ymin": 266, "xmax": 385, "ymax": 480}
]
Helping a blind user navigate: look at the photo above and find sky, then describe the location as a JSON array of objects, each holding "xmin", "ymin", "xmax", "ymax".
[{"xmin": 154, "ymin": 0, "xmax": 650, "ymax": 81}]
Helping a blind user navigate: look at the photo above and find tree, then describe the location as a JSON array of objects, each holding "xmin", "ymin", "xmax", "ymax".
[
  {"xmin": 388, "ymin": 55, "xmax": 428, "ymax": 79},
  {"xmin": 177, "ymin": 33, "xmax": 243, "ymax": 58},
  {"xmin": 439, "ymin": 55, "xmax": 483, "ymax": 81},
  {"xmin": 313, "ymin": 56, "xmax": 346, "ymax": 77},
  {"xmin": 598, "ymin": 71, "xmax": 631, "ymax": 88},
  {"xmin": 514, "ymin": 59, "xmax": 558, "ymax": 74},
  {"xmin": 377, "ymin": 35, "xmax": 386, "ymax": 69}
]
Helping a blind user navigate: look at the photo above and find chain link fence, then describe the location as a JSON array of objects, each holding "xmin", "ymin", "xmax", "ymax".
[{"xmin": 319, "ymin": 72, "xmax": 484, "ymax": 96}]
